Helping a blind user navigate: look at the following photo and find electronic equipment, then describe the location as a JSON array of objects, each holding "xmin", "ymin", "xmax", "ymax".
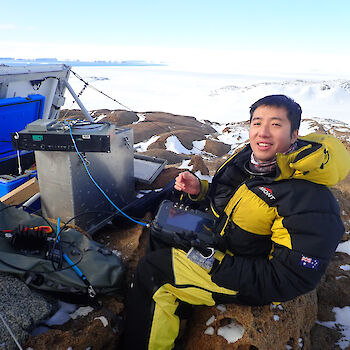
[
  {"xmin": 11, "ymin": 120, "xmax": 112, "ymax": 153},
  {"xmin": 152, "ymin": 200, "xmax": 217, "ymax": 247},
  {"xmin": 12, "ymin": 119, "xmax": 135, "ymax": 235}
]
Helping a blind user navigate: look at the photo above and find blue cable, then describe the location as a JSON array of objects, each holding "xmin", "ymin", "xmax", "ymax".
[
  {"xmin": 55, "ymin": 216, "xmax": 96, "ymax": 297},
  {"xmin": 64, "ymin": 121, "xmax": 147, "ymax": 227}
]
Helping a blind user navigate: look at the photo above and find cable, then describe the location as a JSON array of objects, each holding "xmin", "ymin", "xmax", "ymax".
[
  {"xmin": 0, "ymin": 313, "xmax": 23, "ymax": 350},
  {"xmin": 64, "ymin": 121, "xmax": 148, "ymax": 227},
  {"xmin": 70, "ymin": 70, "xmax": 133, "ymax": 111}
]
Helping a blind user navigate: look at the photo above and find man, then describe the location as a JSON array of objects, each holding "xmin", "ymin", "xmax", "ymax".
[{"xmin": 123, "ymin": 95, "xmax": 350, "ymax": 349}]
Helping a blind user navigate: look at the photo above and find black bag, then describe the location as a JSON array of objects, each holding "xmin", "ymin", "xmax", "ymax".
[{"xmin": 0, "ymin": 203, "xmax": 124, "ymax": 298}]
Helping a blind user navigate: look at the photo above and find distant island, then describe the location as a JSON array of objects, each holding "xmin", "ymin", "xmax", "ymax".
[{"xmin": 0, "ymin": 57, "xmax": 166, "ymax": 67}]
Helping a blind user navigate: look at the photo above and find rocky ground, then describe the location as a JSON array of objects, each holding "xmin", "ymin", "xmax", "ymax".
[{"xmin": 2, "ymin": 109, "xmax": 350, "ymax": 349}]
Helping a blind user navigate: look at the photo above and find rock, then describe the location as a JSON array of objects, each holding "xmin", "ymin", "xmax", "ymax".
[
  {"xmin": 188, "ymin": 155, "xmax": 209, "ymax": 175},
  {"xmin": 147, "ymin": 129, "xmax": 208, "ymax": 151},
  {"xmin": 94, "ymin": 213, "xmax": 152, "ymax": 285},
  {"xmin": 183, "ymin": 291, "xmax": 317, "ymax": 350},
  {"xmin": 58, "ymin": 109, "xmax": 85, "ymax": 119},
  {"xmin": 144, "ymin": 112, "xmax": 216, "ymax": 134},
  {"xmin": 317, "ymin": 252, "xmax": 350, "ymax": 321},
  {"xmin": 126, "ymin": 111, "xmax": 215, "ymax": 144},
  {"xmin": 24, "ymin": 310, "xmax": 118, "ymax": 350},
  {"xmin": 310, "ymin": 324, "xmax": 342, "ymax": 350},
  {"xmin": 203, "ymin": 139, "xmax": 231, "ymax": 157},
  {"xmin": 140, "ymin": 149, "xmax": 190, "ymax": 164},
  {"xmin": 0, "ymin": 273, "xmax": 56, "ymax": 350},
  {"xmin": 105, "ymin": 110, "xmax": 139, "ymax": 126}
]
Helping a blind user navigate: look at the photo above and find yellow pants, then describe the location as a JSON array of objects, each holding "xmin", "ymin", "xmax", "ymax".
[{"xmin": 123, "ymin": 248, "xmax": 237, "ymax": 350}]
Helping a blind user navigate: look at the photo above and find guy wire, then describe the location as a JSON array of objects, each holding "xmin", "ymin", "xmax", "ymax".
[{"xmin": 68, "ymin": 69, "xmax": 209, "ymax": 155}]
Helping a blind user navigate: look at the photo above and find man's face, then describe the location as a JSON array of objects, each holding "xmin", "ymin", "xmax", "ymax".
[{"xmin": 249, "ymin": 105, "xmax": 298, "ymax": 162}]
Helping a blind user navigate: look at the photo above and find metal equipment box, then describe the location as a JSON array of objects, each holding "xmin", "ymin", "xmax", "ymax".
[{"xmin": 31, "ymin": 122, "xmax": 134, "ymax": 234}]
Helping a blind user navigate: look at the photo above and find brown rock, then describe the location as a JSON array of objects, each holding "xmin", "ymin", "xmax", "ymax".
[
  {"xmin": 24, "ymin": 313, "xmax": 117, "ymax": 350},
  {"xmin": 317, "ymin": 252, "xmax": 350, "ymax": 321},
  {"xmin": 127, "ymin": 111, "xmax": 215, "ymax": 144},
  {"xmin": 147, "ymin": 129, "xmax": 207, "ymax": 150},
  {"xmin": 58, "ymin": 109, "xmax": 86, "ymax": 119},
  {"xmin": 189, "ymin": 155, "xmax": 209, "ymax": 175},
  {"xmin": 105, "ymin": 110, "xmax": 139, "ymax": 126},
  {"xmin": 144, "ymin": 112, "xmax": 216, "ymax": 134},
  {"xmin": 140, "ymin": 149, "xmax": 190, "ymax": 164},
  {"xmin": 203, "ymin": 139, "xmax": 231, "ymax": 157},
  {"xmin": 183, "ymin": 291, "xmax": 317, "ymax": 350},
  {"xmin": 310, "ymin": 324, "xmax": 342, "ymax": 350}
]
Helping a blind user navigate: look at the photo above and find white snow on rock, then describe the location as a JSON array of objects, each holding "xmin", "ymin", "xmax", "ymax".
[
  {"xmin": 337, "ymin": 241, "xmax": 350, "ymax": 255},
  {"xmin": 217, "ymin": 320, "xmax": 244, "ymax": 344},
  {"xmin": 194, "ymin": 171, "xmax": 212, "ymax": 183},
  {"xmin": 216, "ymin": 304, "xmax": 226, "ymax": 313},
  {"xmin": 317, "ymin": 306, "xmax": 350, "ymax": 349},
  {"xmin": 70, "ymin": 306, "xmax": 94, "ymax": 320},
  {"xmin": 165, "ymin": 136, "xmax": 204, "ymax": 155},
  {"xmin": 193, "ymin": 140, "xmax": 206, "ymax": 152},
  {"xmin": 214, "ymin": 123, "xmax": 249, "ymax": 154},
  {"xmin": 273, "ymin": 315, "xmax": 280, "ymax": 321},
  {"xmin": 134, "ymin": 135, "xmax": 159, "ymax": 152},
  {"xmin": 94, "ymin": 114, "xmax": 107, "ymax": 122},
  {"xmin": 179, "ymin": 159, "xmax": 193, "ymax": 170},
  {"xmin": 340, "ymin": 265, "xmax": 350, "ymax": 271},
  {"xmin": 298, "ymin": 120, "xmax": 320, "ymax": 136},
  {"xmin": 206, "ymin": 315, "xmax": 216, "ymax": 326},
  {"xmin": 94, "ymin": 316, "xmax": 109, "ymax": 327},
  {"xmin": 134, "ymin": 113, "xmax": 146, "ymax": 124},
  {"xmin": 204, "ymin": 326, "xmax": 215, "ymax": 335}
]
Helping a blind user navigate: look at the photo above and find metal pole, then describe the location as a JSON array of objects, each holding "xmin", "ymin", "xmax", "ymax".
[{"xmin": 64, "ymin": 79, "xmax": 94, "ymax": 123}]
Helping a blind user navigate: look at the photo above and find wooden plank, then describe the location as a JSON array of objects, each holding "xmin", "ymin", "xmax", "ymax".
[{"xmin": 0, "ymin": 177, "xmax": 39, "ymax": 206}]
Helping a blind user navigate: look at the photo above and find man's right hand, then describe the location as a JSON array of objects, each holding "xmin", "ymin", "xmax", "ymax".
[{"xmin": 174, "ymin": 171, "xmax": 201, "ymax": 195}]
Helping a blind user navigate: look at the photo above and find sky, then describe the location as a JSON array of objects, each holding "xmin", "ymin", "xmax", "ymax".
[{"xmin": 1, "ymin": 0, "xmax": 350, "ymax": 75}]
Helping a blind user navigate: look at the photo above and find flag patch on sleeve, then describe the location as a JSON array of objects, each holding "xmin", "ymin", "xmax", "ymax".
[{"xmin": 299, "ymin": 255, "xmax": 319, "ymax": 270}]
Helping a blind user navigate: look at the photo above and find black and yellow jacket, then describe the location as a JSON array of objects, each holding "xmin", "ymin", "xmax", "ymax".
[{"xmin": 194, "ymin": 133, "xmax": 350, "ymax": 305}]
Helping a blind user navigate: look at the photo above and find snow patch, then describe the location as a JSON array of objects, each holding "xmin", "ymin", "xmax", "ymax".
[
  {"xmin": 204, "ymin": 326, "xmax": 215, "ymax": 335},
  {"xmin": 134, "ymin": 135, "xmax": 159, "ymax": 152},
  {"xmin": 337, "ymin": 241, "xmax": 350, "ymax": 255},
  {"xmin": 206, "ymin": 315, "xmax": 216, "ymax": 326},
  {"xmin": 298, "ymin": 119, "xmax": 319, "ymax": 136},
  {"xmin": 94, "ymin": 316, "xmax": 109, "ymax": 327},
  {"xmin": 317, "ymin": 307, "xmax": 350, "ymax": 349},
  {"xmin": 217, "ymin": 320, "xmax": 244, "ymax": 344},
  {"xmin": 336, "ymin": 276, "xmax": 348, "ymax": 280},
  {"xmin": 179, "ymin": 159, "xmax": 193, "ymax": 170},
  {"xmin": 165, "ymin": 136, "xmax": 205, "ymax": 155},
  {"xmin": 134, "ymin": 113, "xmax": 146, "ymax": 124},
  {"xmin": 340, "ymin": 265, "xmax": 350, "ymax": 271},
  {"xmin": 216, "ymin": 304, "xmax": 226, "ymax": 313},
  {"xmin": 70, "ymin": 306, "xmax": 94, "ymax": 320}
]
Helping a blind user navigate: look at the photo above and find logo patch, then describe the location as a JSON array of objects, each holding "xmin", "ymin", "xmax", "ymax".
[
  {"xmin": 258, "ymin": 186, "xmax": 276, "ymax": 200},
  {"xmin": 299, "ymin": 255, "xmax": 319, "ymax": 270}
]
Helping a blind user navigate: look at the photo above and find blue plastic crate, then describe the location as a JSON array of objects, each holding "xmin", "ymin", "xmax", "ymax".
[
  {"xmin": 0, "ymin": 170, "xmax": 37, "ymax": 197},
  {"xmin": 0, "ymin": 94, "xmax": 45, "ymax": 160}
]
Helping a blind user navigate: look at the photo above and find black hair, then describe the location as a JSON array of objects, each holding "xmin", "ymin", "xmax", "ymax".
[{"xmin": 249, "ymin": 95, "xmax": 302, "ymax": 134}]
